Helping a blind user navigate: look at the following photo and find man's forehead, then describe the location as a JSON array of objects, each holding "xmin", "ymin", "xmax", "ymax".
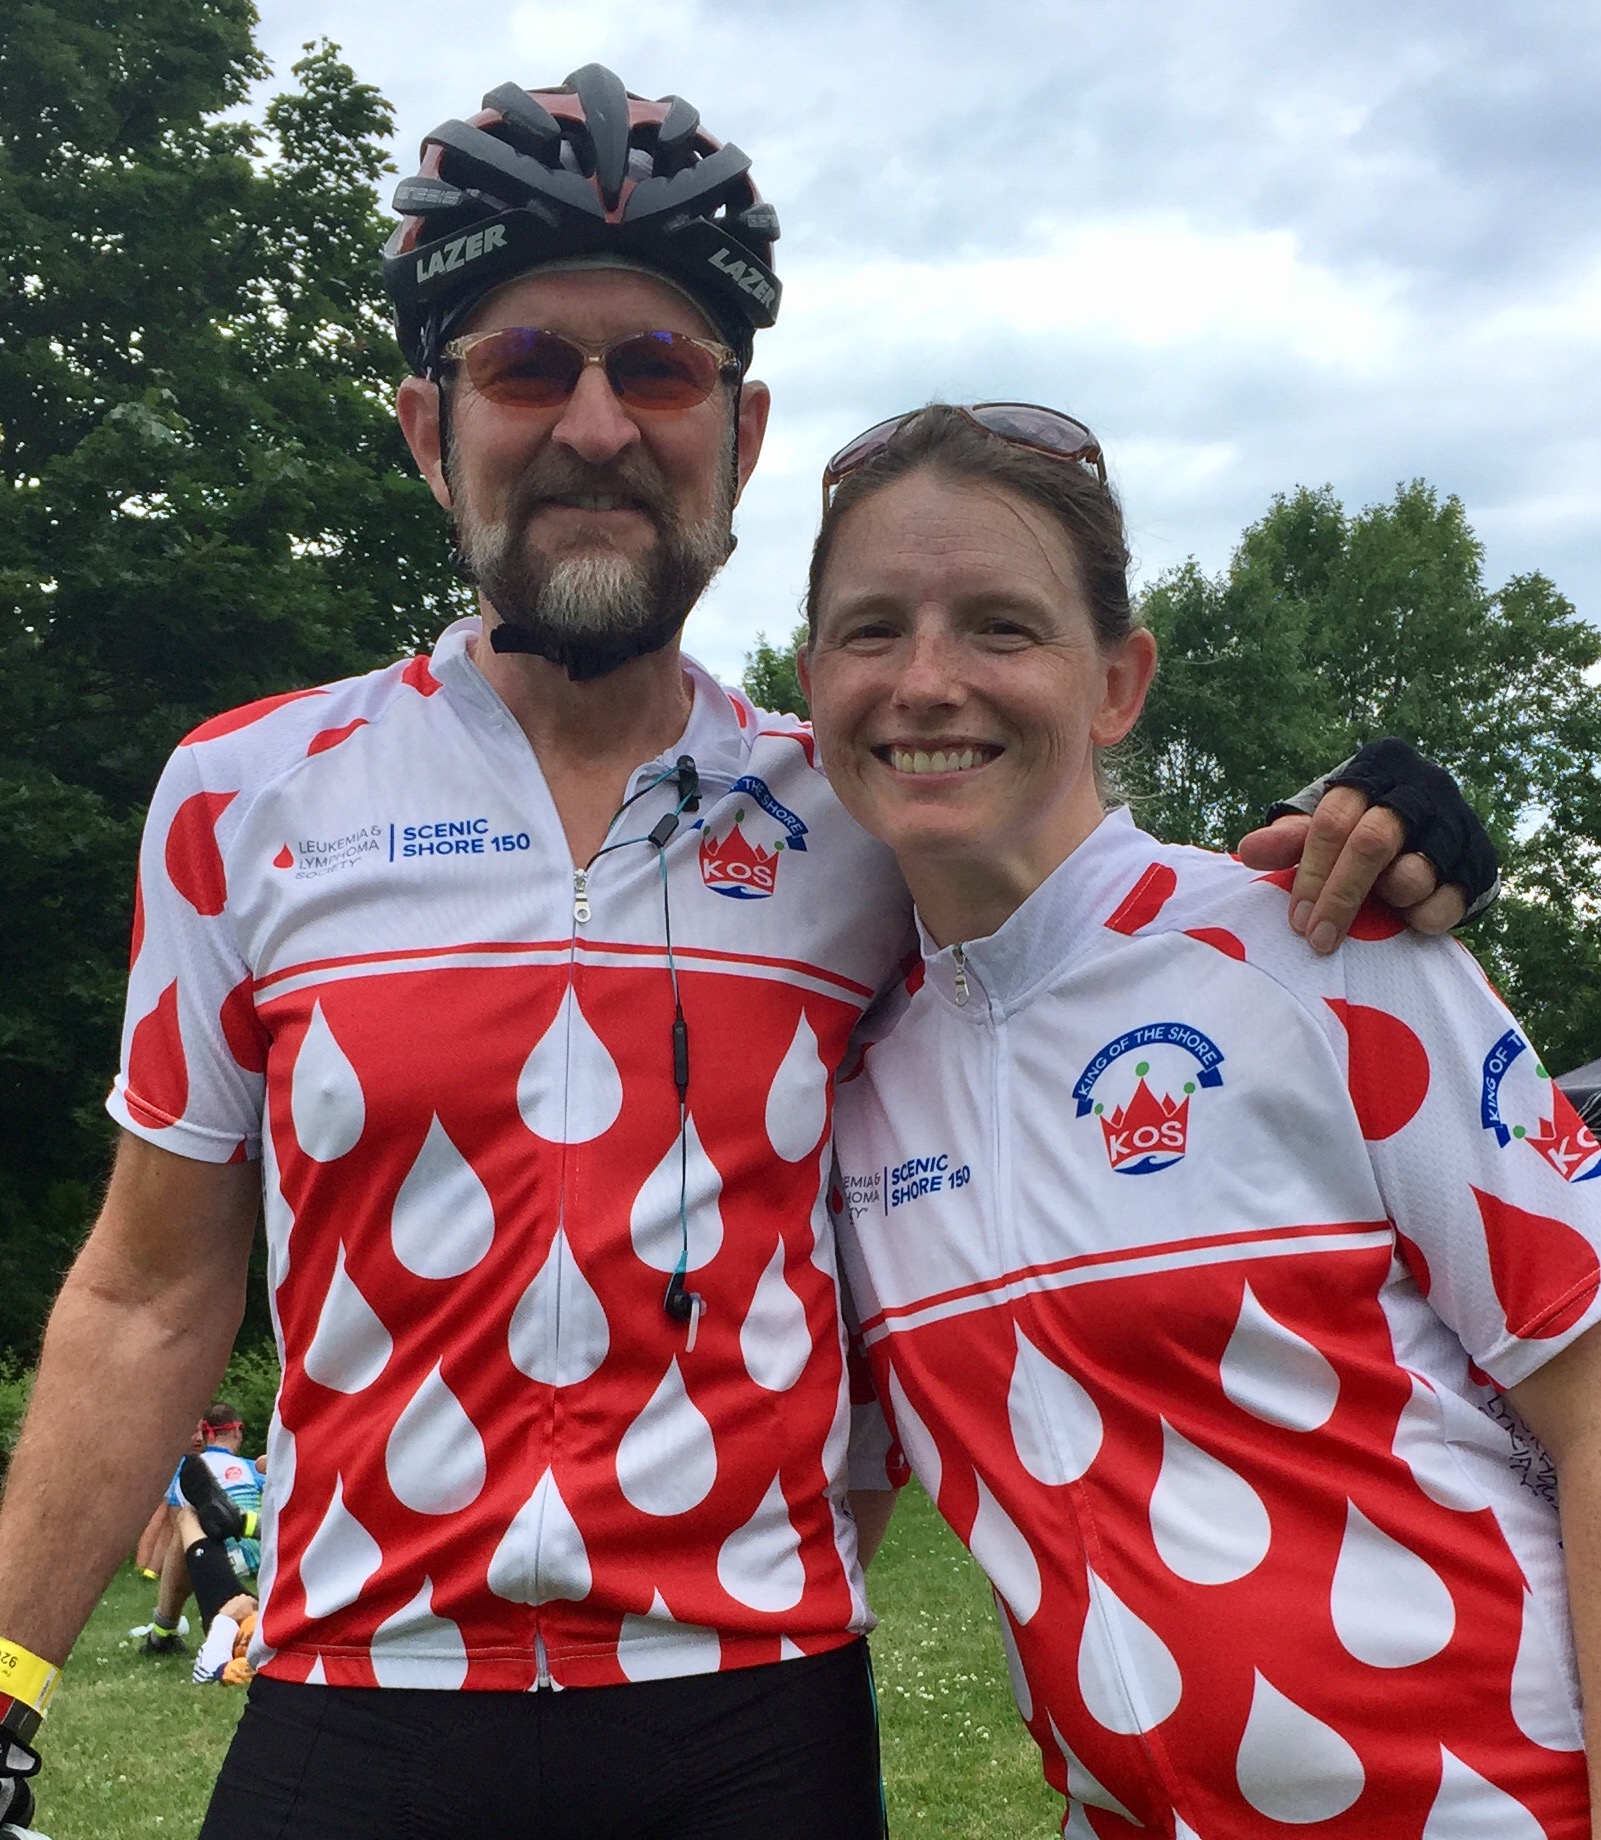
[{"xmin": 463, "ymin": 263, "xmax": 718, "ymax": 340}]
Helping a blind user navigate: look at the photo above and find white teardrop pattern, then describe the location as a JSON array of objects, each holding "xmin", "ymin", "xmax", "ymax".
[
  {"xmin": 301, "ymin": 1244, "xmax": 392, "ymax": 1394},
  {"xmin": 1174, "ymin": 1819, "xmax": 1204, "ymax": 1840},
  {"xmin": 1219, "ymin": 1284, "xmax": 1340, "ymax": 1431},
  {"xmin": 370, "ymin": 1577, "xmax": 469, "ymax": 1687},
  {"xmin": 1077, "ymin": 1569, "xmax": 1183, "ymax": 1734},
  {"xmin": 1006, "ymin": 1325, "xmax": 1103, "ymax": 1486},
  {"xmin": 506, "ymin": 1229, "xmax": 611, "ymax": 1388},
  {"xmin": 764, "ymin": 1012, "xmax": 830, "ymax": 1163},
  {"xmin": 615, "ymin": 1360, "xmax": 719, "ymax": 1517},
  {"xmin": 629, "ymin": 1114, "xmax": 724, "ymax": 1272},
  {"xmin": 389, "ymin": 1115, "xmax": 495, "ymax": 1278},
  {"xmin": 779, "ymin": 1636, "xmax": 805, "ymax": 1661},
  {"xmin": 616, "ymin": 1590, "xmax": 721, "ymax": 1682},
  {"xmin": 1148, "ymin": 1419, "xmax": 1271, "ymax": 1585},
  {"xmin": 1422, "ymin": 1747, "xmax": 1546, "ymax": 1840},
  {"xmin": 251, "ymin": 1419, "xmax": 295, "ymax": 1610},
  {"xmin": 739, "ymin": 1240, "xmax": 809, "ymax": 1392},
  {"xmin": 1048, "ymin": 1716, "xmax": 1143, "ymax": 1821},
  {"xmin": 486, "ymin": 1470, "xmax": 592, "ymax": 1605},
  {"xmin": 968, "ymin": 1477, "xmax": 1043, "ymax": 1625},
  {"xmin": 1329, "ymin": 1501, "xmax": 1455, "ymax": 1668},
  {"xmin": 1392, "ymin": 1375, "xmax": 1489, "ymax": 1512},
  {"xmin": 517, "ymin": 986, "xmax": 623, "ymax": 1144},
  {"xmin": 261, "ymin": 1125, "xmax": 294, "ymax": 1292},
  {"xmin": 887, "ymin": 1366, "xmax": 942, "ymax": 1504},
  {"xmin": 299, "ymin": 1477, "xmax": 383, "ymax": 1620},
  {"xmin": 996, "ymin": 1599, "xmax": 1033, "ymax": 1722},
  {"xmin": 1509, "ymin": 1589, "xmax": 1585, "ymax": 1751},
  {"xmin": 290, "ymin": 1001, "xmax": 366, "ymax": 1162},
  {"xmin": 306, "ymin": 1655, "xmax": 327, "ymax": 1685},
  {"xmin": 1235, "ymin": 1672, "xmax": 1364, "ymax": 1823},
  {"xmin": 383, "ymin": 1363, "xmax": 487, "ymax": 1515},
  {"xmin": 716, "ymin": 1474, "xmax": 806, "ymax": 1614}
]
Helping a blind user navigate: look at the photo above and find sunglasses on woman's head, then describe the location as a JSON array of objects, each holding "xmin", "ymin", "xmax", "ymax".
[
  {"xmin": 442, "ymin": 328, "xmax": 740, "ymax": 413},
  {"xmin": 821, "ymin": 402, "xmax": 1106, "ymax": 512}
]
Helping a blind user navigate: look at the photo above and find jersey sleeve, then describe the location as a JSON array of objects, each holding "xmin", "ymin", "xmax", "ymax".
[
  {"xmin": 1341, "ymin": 933, "xmax": 1601, "ymax": 1389},
  {"xmin": 106, "ymin": 740, "xmax": 267, "ymax": 1163}
]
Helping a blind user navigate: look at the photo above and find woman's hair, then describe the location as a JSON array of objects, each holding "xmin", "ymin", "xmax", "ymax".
[{"xmin": 804, "ymin": 404, "xmax": 1135, "ymax": 651}]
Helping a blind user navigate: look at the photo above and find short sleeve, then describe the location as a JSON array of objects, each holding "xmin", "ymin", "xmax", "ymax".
[
  {"xmin": 107, "ymin": 741, "xmax": 267, "ymax": 1162},
  {"xmin": 1341, "ymin": 933, "xmax": 1601, "ymax": 1389}
]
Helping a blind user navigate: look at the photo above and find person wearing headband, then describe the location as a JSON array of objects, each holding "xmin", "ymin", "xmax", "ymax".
[
  {"xmin": 804, "ymin": 402, "xmax": 1600, "ymax": 1837},
  {"xmin": 0, "ymin": 68, "xmax": 1497, "ymax": 1840}
]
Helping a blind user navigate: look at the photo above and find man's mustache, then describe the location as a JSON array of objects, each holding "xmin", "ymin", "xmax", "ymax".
[{"xmin": 506, "ymin": 452, "xmax": 675, "ymax": 533}]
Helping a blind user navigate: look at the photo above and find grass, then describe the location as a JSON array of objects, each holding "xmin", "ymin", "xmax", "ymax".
[{"xmin": 33, "ymin": 1484, "xmax": 1059, "ymax": 1839}]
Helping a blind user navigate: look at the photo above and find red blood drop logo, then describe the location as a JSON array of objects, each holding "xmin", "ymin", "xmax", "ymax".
[
  {"xmin": 1185, "ymin": 927, "xmax": 1247, "ymax": 961},
  {"xmin": 182, "ymin": 687, "xmax": 327, "ymax": 745},
  {"xmin": 401, "ymin": 654, "xmax": 441, "ymax": 696},
  {"xmin": 274, "ymin": 845, "xmax": 294, "ymax": 870},
  {"xmin": 125, "ymin": 981, "xmax": 189, "ymax": 1129},
  {"xmin": 1475, "ymin": 1185, "xmax": 1601, "ymax": 1339},
  {"xmin": 165, "ymin": 790, "xmax": 237, "ymax": 916},
  {"xmin": 307, "ymin": 718, "xmax": 369, "ymax": 758},
  {"xmin": 1326, "ymin": 999, "xmax": 1430, "ymax": 1139},
  {"xmin": 1105, "ymin": 863, "xmax": 1179, "ymax": 934},
  {"xmin": 130, "ymin": 866, "xmax": 146, "ymax": 969},
  {"xmin": 220, "ymin": 975, "xmax": 269, "ymax": 1075}
]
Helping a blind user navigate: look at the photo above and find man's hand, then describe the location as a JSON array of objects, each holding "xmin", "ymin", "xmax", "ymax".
[{"xmin": 1236, "ymin": 739, "xmax": 1500, "ymax": 955}]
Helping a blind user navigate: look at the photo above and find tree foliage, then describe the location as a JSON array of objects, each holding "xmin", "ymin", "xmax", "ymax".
[
  {"xmin": 1132, "ymin": 482, "xmax": 1601, "ymax": 1070},
  {"xmin": 740, "ymin": 623, "xmax": 809, "ymax": 717},
  {"xmin": 0, "ymin": 2, "xmax": 464, "ymax": 1355}
]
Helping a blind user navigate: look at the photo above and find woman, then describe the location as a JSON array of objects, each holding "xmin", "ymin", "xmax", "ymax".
[{"xmin": 799, "ymin": 404, "xmax": 1601, "ymax": 1837}]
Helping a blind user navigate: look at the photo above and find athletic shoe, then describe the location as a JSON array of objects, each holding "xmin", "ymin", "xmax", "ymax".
[
  {"xmin": 138, "ymin": 1628, "xmax": 189, "ymax": 1657},
  {"xmin": 178, "ymin": 1455, "xmax": 252, "ymax": 1542}
]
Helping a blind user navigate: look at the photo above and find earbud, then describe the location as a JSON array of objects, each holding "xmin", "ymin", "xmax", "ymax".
[
  {"xmin": 664, "ymin": 1272, "xmax": 701, "ymax": 1323},
  {"xmin": 675, "ymin": 755, "xmax": 701, "ymax": 812}
]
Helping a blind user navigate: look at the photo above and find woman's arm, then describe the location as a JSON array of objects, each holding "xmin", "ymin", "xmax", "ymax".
[{"xmin": 1508, "ymin": 1327, "xmax": 1601, "ymax": 1834}]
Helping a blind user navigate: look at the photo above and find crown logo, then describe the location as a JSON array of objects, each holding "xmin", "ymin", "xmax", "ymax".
[
  {"xmin": 1099, "ymin": 1069, "xmax": 1191, "ymax": 1172},
  {"xmin": 1524, "ymin": 1099, "xmax": 1601, "ymax": 1183},
  {"xmin": 700, "ymin": 813, "xmax": 780, "ymax": 900}
]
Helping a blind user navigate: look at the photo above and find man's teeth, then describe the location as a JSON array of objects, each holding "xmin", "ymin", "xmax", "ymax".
[
  {"xmin": 888, "ymin": 747, "xmax": 987, "ymax": 774},
  {"xmin": 563, "ymin": 494, "xmax": 629, "ymax": 511}
]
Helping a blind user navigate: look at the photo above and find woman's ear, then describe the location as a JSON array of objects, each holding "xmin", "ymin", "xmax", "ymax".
[{"xmin": 1091, "ymin": 626, "xmax": 1159, "ymax": 747}]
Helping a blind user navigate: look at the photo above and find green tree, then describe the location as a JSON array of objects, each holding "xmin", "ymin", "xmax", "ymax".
[
  {"xmin": 0, "ymin": 3, "xmax": 464, "ymax": 1356},
  {"xmin": 741, "ymin": 623, "xmax": 810, "ymax": 717},
  {"xmin": 1133, "ymin": 482, "xmax": 1601, "ymax": 1070}
]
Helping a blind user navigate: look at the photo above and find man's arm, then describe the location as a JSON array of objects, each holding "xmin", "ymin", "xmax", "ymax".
[
  {"xmin": 1507, "ymin": 1326, "xmax": 1601, "ymax": 1834},
  {"xmin": 848, "ymin": 1488, "xmax": 898, "ymax": 1568},
  {"xmin": 0, "ymin": 1134, "xmax": 258, "ymax": 1665}
]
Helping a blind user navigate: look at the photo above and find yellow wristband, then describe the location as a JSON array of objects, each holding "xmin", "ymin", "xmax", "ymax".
[{"xmin": 0, "ymin": 1639, "xmax": 60, "ymax": 1717}]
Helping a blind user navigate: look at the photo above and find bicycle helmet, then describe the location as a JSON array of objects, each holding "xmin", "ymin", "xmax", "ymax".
[{"xmin": 383, "ymin": 63, "xmax": 780, "ymax": 379}]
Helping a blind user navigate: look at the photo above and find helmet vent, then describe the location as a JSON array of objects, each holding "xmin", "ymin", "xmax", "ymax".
[
  {"xmin": 564, "ymin": 64, "xmax": 631, "ymax": 209},
  {"xmin": 481, "ymin": 83, "xmax": 563, "ymax": 162}
]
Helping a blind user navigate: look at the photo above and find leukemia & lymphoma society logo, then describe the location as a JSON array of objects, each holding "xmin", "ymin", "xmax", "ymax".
[
  {"xmin": 1074, "ymin": 1023, "xmax": 1226, "ymax": 1174},
  {"xmin": 698, "ymin": 776, "xmax": 807, "ymax": 901},
  {"xmin": 1481, "ymin": 1028, "xmax": 1600, "ymax": 1183}
]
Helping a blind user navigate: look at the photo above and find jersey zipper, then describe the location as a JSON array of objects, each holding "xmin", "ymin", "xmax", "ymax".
[
  {"xmin": 952, "ymin": 943, "xmax": 970, "ymax": 1006},
  {"xmin": 572, "ymin": 868, "xmax": 591, "ymax": 925}
]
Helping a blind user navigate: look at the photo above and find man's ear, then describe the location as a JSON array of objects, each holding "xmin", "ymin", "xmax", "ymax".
[
  {"xmin": 733, "ymin": 379, "xmax": 771, "ymax": 503},
  {"xmin": 397, "ymin": 376, "xmax": 453, "ymax": 510}
]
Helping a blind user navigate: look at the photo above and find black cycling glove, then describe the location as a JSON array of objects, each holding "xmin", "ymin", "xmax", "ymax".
[
  {"xmin": 1265, "ymin": 738, "xmax": 1501, "ymax": 922},
  {"xmin": 0, "ymin": 1733, "xmax": 40, "ymax": 1836}
]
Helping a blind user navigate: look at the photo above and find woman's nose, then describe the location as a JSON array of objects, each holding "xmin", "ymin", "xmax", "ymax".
[{"xmin": 892, "ymin": 625, "xmax": 966, "ymax": 709}]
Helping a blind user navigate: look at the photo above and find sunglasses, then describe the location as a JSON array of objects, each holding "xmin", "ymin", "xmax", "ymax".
[
  {"xmin": 442, "ymin": 327, "xmax": 740, "ymax": 413},
  {"xmin": 821, "ymin": 402, "xmax": 1106, "ymax": 512}
]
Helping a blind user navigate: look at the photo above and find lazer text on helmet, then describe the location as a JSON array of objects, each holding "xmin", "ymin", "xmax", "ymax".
[
  {"xmin": 708, "ymin": 247, "xmax": 776, "ymax": 311},
  {"xmin": 415, "ymin": 224, "xmax": 509, "ymax": 285}
]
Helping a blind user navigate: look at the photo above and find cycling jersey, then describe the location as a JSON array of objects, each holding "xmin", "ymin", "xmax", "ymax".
[
  {"xmin": 109, "ymin": 617, "xmax": 911, "ymax": 1690},
  {"xmin": 833, "ymin": 807, "xmax": 1599, "ymax": 1838},
  {"xmin": 166, "ymin": 1445, "xmax": 264, "ymax": 1577}
]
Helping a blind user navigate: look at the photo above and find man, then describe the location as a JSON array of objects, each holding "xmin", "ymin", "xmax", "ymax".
[
  {"xmin": 0, "ymin": 65, "xmax": 1496, "ymax": 1840},
  {"xmin": 137, "ymin": 1404, "xmax": 262, "ymax": 1657}
]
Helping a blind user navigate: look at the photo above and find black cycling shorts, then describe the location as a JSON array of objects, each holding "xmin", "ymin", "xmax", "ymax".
[{"xmin": 198, "ymin": 1637, "xmax": 886, "ymax": 1840}]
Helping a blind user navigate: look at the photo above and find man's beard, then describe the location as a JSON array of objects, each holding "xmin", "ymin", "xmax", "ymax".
[{"xmin": 451, "ymin": 442, "xmax": 735, "ymax": 683}]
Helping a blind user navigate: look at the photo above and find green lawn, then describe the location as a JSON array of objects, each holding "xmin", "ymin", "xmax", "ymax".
[{"xmin": 33, "ymin": 1485, "xmax": 1059, "ymax": 1838}]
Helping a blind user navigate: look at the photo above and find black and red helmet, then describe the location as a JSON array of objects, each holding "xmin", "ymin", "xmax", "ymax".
[{"xmin": 382, "ymin": 64, "xmax": 780, "ymax": 378}]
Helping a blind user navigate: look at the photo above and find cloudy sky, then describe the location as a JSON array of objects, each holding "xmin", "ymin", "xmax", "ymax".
[{"xmin": 251, "ymin": 0, "xmax": 1601, "ymax": 683}]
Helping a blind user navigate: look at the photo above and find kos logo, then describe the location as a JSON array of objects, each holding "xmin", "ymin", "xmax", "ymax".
[
  {"xmin": 1073, "ymin": 1023, "xmax": 1226, "ymax": 1175},
  {"xmin": 1481, "ymin": 1028, "xmax": 1600, "ymax": 1183},
  {"xmin": 698, "ymin": 777, "xmax": 807, "ymax": 901}
]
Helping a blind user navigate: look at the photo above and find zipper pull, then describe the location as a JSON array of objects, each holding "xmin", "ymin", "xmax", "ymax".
[
  {"xmin": 573, "ymin": 868, "xmax": 591, "ymax": 925},
  {"xmin": 952, "ymin": 943, "xmax": 970, "ymax": 1007}
]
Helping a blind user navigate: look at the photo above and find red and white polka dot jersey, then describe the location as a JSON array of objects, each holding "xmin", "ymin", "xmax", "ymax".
[
  {"xmin": 833, "ymin": 808, "xmax": 1600, "ymax": 1838},
  {"xmin": 109, "ymin": 618, "xmax": 911, "ymax": 1689}
]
